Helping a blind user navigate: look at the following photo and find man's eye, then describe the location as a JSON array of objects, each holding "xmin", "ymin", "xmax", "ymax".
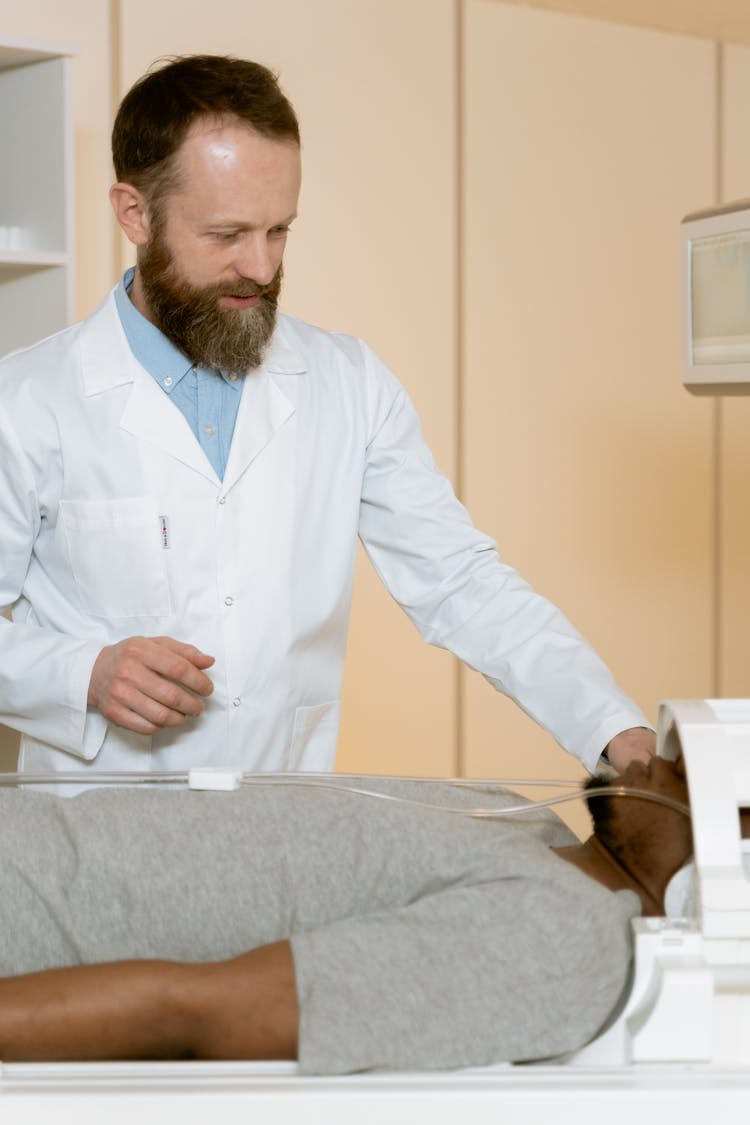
[
  {"xmin": 211, "ymin": 231, "xmax": 238, "ymax": 242},
  {"xmin": 270, "ymin": 225, "xmax": 290, "ymax": 238}
]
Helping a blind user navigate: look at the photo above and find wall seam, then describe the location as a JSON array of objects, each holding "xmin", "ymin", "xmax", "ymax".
[
  {"xmin": 455, "ymin": 0, "xmax": 466, "ymax": 776},
  {"xmin": 714, "ymin": 40, "xmax": 724, "ymax": 697}
]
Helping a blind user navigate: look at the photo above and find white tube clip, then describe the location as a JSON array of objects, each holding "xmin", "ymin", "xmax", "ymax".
[{"xmin": 188, "ymin": 767, "xmax": 243, "ymax": 791}]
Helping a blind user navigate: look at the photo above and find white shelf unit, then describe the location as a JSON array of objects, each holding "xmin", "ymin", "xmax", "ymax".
[
  {"xmin": 0, "ymin": 37, "xmax": 76, "ymax": 359},
  {"xmin": 0, "ymin": 37, "xmax": 76, "ymax": 768}
]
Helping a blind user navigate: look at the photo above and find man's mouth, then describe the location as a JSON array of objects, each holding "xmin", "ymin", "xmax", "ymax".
[{"xmin": 220, "ymin": 293, "xmax": 261, "ymax": 310}]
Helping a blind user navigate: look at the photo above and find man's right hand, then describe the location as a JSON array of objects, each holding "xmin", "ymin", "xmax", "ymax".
[{"xmin": 87, "ymin": 637, "xmax": 215, "ymax": 735}]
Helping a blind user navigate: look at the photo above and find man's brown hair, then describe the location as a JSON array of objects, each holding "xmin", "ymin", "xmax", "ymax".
[{"xmin": 112, "ymin": 54, "xmax": 300, "ymax": 208}]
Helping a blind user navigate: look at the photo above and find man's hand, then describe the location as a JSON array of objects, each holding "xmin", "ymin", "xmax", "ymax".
[
  {"xmin": 88, "ymin": 637, "xmax": 215, "ymax": 735},
  {"xmin": 605, "ymin": 726, "xmax": 656, "ymax": 773}
]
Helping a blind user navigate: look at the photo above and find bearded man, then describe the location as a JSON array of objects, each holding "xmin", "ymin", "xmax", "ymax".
[{"xmin": 0, "ymin": 55, "xmax": 654, "ymax": 779}]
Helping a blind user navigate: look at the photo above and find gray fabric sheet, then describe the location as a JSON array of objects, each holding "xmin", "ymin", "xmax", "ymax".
[{"xmin": 0, "ymin": 777, "xmax": 639, "ymax": 1073}]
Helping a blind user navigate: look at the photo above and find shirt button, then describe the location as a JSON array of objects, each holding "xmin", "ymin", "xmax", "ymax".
[
  {"xmin": 163, "ymin": 376, "xmax": 173, "ymax": 388},
  {"xmin": 204, "ymin": 424, "xmax": 216, "ymax": 436},
  {"xmin": 232, "ymin": 697, "xmax": 241, "ymax": 708},
  {"xmin": 224, "ymin": 595, "xmax": 234, "ymax": 606},
  {"xmin": 228, "ymin": 372, "xmax": 239, "ymax": 381}
]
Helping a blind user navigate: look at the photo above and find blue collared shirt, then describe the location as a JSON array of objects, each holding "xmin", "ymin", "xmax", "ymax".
[{"xmin": 114, "ymin": 268, "xmax": 243, "ymax": 480}]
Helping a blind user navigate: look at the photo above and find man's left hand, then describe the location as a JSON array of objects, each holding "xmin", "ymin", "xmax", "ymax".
[{"xmin": 605, "ymin": 726, "xmax": 656, "ymax": 773}]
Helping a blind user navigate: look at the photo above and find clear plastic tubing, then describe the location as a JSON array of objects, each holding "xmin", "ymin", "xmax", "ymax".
[{"xmin": 0, "ymin": 769, "xmax": 691, "ymax": 819}]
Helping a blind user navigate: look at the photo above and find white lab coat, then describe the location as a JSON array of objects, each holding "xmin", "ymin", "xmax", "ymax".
[{"xmin": 0, "ymin": 290, "xmax": 647, "ymax": 776}]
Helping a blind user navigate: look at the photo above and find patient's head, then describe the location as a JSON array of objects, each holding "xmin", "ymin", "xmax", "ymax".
[{"xmin": 584, "ymin": 756, "xmax": 693, "ymax": 890}]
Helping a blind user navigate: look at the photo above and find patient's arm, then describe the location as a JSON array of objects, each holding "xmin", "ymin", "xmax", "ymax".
[{"xmin": 0, "ymin": 940, "xmax": 298, "ymax": 1062}]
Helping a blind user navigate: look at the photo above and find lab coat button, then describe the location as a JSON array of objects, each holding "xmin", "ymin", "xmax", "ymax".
[
  {"xmin": 232, "ymin": 697, "xmax": 241, "ymax": 707},
  {"xmin": 218, "ymin": 497, "xmax": 226, "ymax": 505},
  {"xmin": 224, "ymin": 595, "xmax": 234, "ymax": 606}
]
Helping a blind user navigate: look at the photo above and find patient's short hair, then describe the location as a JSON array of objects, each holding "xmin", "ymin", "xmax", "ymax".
[{"xmin": 583, "ymin": 773, "xmax": 628, "ymax": 860}]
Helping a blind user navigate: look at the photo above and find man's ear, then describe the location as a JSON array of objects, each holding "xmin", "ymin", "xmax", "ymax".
[{"xmin": 109, "ymin": 183, "xmax": 151, "ymax": 246}]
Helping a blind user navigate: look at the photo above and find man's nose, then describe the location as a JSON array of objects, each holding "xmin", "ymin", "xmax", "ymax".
[{"xmin": 234, "ymin": 236, "xmax": 276, "ymax": 286}]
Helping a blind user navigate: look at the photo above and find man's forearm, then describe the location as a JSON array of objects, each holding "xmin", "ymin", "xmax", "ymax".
[{"xmin": 0, "ymin": 941, "xmax": 298, "ymax": 1062}]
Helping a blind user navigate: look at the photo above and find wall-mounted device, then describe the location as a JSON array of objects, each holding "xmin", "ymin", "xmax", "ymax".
[{"xmin": 682, "ymin": 199, "xmax": 750, "ymax": 394}]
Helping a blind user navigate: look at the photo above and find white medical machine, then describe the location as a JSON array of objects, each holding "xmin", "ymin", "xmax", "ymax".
[{"xmin": 569, "ymin": 698, "xmax": 750, "ymax": 1068}]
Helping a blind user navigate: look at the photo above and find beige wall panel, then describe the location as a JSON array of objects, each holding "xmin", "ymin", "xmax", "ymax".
[
  {"xmin": 718, "ymin": 45, "xmax": 750, "ymax": 696},
  {"xmin": 117, "ymin": 0, "xmax": 459, "ymax": 776},
  {"xmin": 0, "ymin": 0, "xmax": 114, "ymax": 770},
  {"xmin": 461, "ymin": 2, "xmax": 715, "ymax": 831}
]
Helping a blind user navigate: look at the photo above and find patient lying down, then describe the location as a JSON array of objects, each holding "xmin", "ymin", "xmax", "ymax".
[{"xmin": 0, "ymin": 760, "xmax": 691, "ymax": 1072}]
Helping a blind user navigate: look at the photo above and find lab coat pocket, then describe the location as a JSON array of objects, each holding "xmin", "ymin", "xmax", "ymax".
[
  {"xmin": 287, "ymin": 700, "xmax": 342, "ymax": 772},
  {"xmin": 59, "ymin": 496, "xmax": 171, "ymax": 619}
]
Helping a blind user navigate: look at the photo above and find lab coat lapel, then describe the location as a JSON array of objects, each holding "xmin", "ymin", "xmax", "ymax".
[
  {"xmin": 221, "ymin": 370, "xmax": 295, "ymax": 494},
  {"xmin": 120, "ymin": 369, "xmax": 220, "ymax": 484},
  {"xmin": 80, "ymin": 290, "xmax": 220, "ymax": 484},
  {"xmin": 220, "ymin": 330, "xmax": 303, "ymax": 494}
]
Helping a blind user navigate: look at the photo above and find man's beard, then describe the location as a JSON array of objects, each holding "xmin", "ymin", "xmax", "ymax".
[{"xmin": 138, "ymin": 227, "xmax": 282, "ymax": 373}]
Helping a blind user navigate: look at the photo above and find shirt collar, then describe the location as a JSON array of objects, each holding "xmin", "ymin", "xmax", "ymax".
[{"xmin": 113, "ymin": 268, "xmax": 242, "ymax": 393}]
